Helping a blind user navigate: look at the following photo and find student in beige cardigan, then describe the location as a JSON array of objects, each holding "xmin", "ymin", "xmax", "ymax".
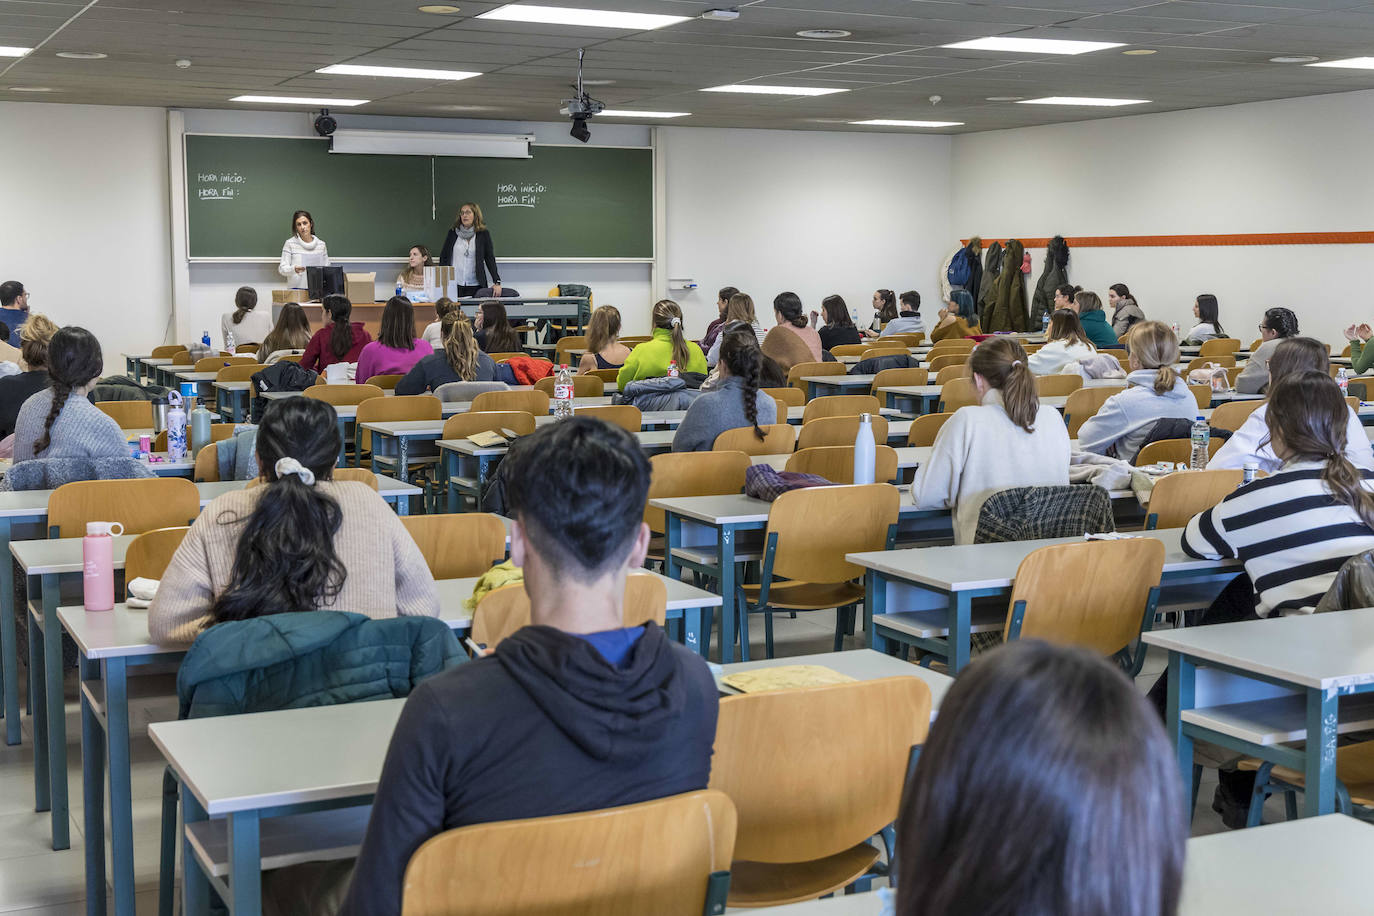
[
  {"xmin": 148, "ymin": 397, "xmax": 438, "ymax": 645},
  {"xmin": 762, "ymin": 291, "xmax": 823, "ymax": 371}
]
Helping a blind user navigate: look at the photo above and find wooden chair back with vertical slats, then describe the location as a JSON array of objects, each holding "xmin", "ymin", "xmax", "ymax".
[
  {"xmin": 355, "ymin": 394, "xmax": 442, "ymax": 453},
  {"xmin": 473, "ymin": 575, "xmax": 668, "ymax": 648},
  {"xmin": 576, "ymin": 404, "xmax": 642, "ymax": 432},
  {"xmin": 934, "ymin": 364, "xmax": 970, "ymax": 386},
  {"xmin": 95, "ymin": 400, "xmax": 153, "ymax": 430},
  {"xmin": 1063, "ymin": 386, "xmax": 1120, "ymax": 438},
  {"xmin": 1199, "ymin": 338, "xmax": 1242, "ymax": 358},
  {"xmin": 870, "ymin": 367, "xmax": 927, "ymax": 396},
  {"xmin": 787, "ymin": 361, "xmax": 844, "ymax": 394},
  {"xmin": 124, "ymin": 527, "xmax": 190, "ymax": 597},
  {"xmin": 907, "ymin": 412, "xmax": 954, "ymax": 447},
  {"xmin": 926, "ymin": 353, "xmax": 969, "ymax": 373},
  {"xmin": 713, "ymin": 424, "xmax": 795, "ymax": 456},
  {"xmin": 535, "ymin": 375, "xmax": 604, "ymax": 398},
  {"xmin": 401, "ymin": 513, "xmax": 507, "ymax": 579},
  {"xmin": 645, "ymin": 451, "xmax": 751, "ymax": 533},
  {"xmin": 1135, "ymin": 438, "xmax": 1222, "ymax": 467},
  {"xmin": 469, "ymin": 389, "xmax": 550, "ymax": 417},
  {"xmin": 797, "ymin": 415, "xmax": 889, "ymax": 450},
  {"xmin": 48, "ymin": 478, "xmax": 200, "ymax": 539},
  {"xmin": 1186, "ymin": 355, "xmax": 1236, "ymax": 374},
  {"xmin": 363, "ymin": 374, "xmax": 404, "ymax": 390},
  {"xmin": 801, "ymin": 395, "xmax": 881, "ymax": 424},
  {"xmin": 785, "ymin": 446, "xmax": 899, "ymax": 487},
  {"xmin": 304, "ymin": 383, "xmax": 385, "ymax": 407},
  {"xmin": 1209, "ymin": 399, "xmax": 1264, "ymax": 433},
  {"xmin": 401, "ymin": 790, "xmax": 737, "ymax": 916},
  {"xmin": 1034, "ymin": 375, "xmax": 1084, "ymax": 397},
  {"xmin": 763, "ymin": 386, "xmax": 805, "ymax": 408},
  {"xmin": 938, "ymin": 377, "xmax": 980, "ymax": 412},
  {"xmin": 1188, "ymin": 384, "xmax": 1212, "ymax": 410},
  {"xmin": 441, "ymin": 411, "xmax": 536, "ymax": 440},
  {"xmin": 1146, "ymin": 468, "xmax": 1244, "ymax": 529}
]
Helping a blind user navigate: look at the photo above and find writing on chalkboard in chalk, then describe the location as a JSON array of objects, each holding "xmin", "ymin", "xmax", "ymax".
[
  {"xmin": 495, "ymin": 181, "xmax": 546, "ymax": 209},
  {"xmin": 196, "ymin": 171, "xmax": 246, "ymax": 201}
]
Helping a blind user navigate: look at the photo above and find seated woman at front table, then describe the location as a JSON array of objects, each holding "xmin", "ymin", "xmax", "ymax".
[
  {"xmin": 929, "ymin": 292, "xmax": 979, "ymax": 342},
  {"xmin": 396, "ymin": 311, "xmax": 497, "ymax": 395},
  {"xmin": 762, "ymin": 292, "xmax": 823, "ymax": 371},
  {"xmin": 278, "ymin": 210, "xmax": 328, "ymax": 290},
  {"xmin": 1182, "ymin": 293, "xmax": 1225, "ymax": 344},
  {"xmin": 809, "ymin": 294, "xmax": 862, "ymax": 351},
  {"xmin": 1028, "ymin": 309, "xmax": 1096, "ymax": 375},
  {"xmin": 1234, "ymin": 307, "xmax": 1299, "ymax": 395},
  {"xmin": 617, "ymin": 299, "xmax": 707, "ymax": 388},
  {"xmin": 864, "ymin": 289, "xmax": 898, "ymax": 338},
  {"xmin": 258, "ymin": 302, "xmax": 313, "ymax": 365},
  {"xmin": 673, "ymin": 324, "xmax": 777, "ymax": 452},
  {"xmin": 912, "ymin": 337, "xmax": 1070, "ymax": 545},
  {"xmin": 1345, "ymin": 320, "xmax": 1374, "ymax": 376},
  {"xmin": 577, "ymin": 305, "xmax": 631, "ymax": 374},
  {"xmin": 1077, "ymin": 321, "xmax": 1196, "ymax": 463},
  {"xmin": 221, "ymin": 286, "xmax": 271, "ymax": 350},
  {"xmin": 474, "ymin": 299, "xmax": 522, "ymax": 354},
  {"xmin": 147, "ymin": 396, "xmax": 439, "ymax": 646},
  {"xmin": 706, "ymin": 292, "xmax": 766, "ymax": 368},
  {"xmin": 894, "ymin": 641, "xmax": 1184, "ymax": 916},
  {"xmin": 396, "ymin": 244, "xmax": 429, "ymax": 294},
  {"xmin": 356, "ymin": 297, "xmax": 433, "ymax": 385},
  {"xmin": 1211, "ymin": 336, "xmax": 1373, "ymax": 474},
  {"xmin": 301, "ymin": 295, "xmax": 372, "ymax": 376},
  {"xmin": 12, "ymin": 326, "xmax": 128, "ymax": 462}
]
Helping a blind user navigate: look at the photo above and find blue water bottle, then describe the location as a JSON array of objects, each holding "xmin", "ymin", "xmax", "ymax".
[{"xmin": 201, "ymin": 330, "xmax": 211, "ymax": 348}]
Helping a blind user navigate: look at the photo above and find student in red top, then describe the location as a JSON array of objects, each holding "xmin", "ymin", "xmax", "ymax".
[{"xmin": 300, "ymin": 295, "xmax": 371, "ymax": 375}]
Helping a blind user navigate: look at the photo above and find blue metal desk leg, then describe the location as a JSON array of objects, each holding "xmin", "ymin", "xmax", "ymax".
[
  {"xmin": 31, "ymin": 605, "xmax": 49, "ymax": 811},
  {"xmin": 718, "ymin": 525, "xmax": 737, "ymax": 664},
  {"xmin": 336, "ymin": 417, "xmax": 347, "ymax": 468},
  {"xmin": 80, "ymin": 654, "xmax": 106, "ymax": 916},
  {"xmin": 0, "ymin": 517, "xmax": 20, "ymax": 744},
  {"xmin": 1305, "ymin": 686, "xmax": 1340, "ymax": 816},
  {"xmin": 182, "ymin": 794, "xmax": 210, "ymax": 916},
  {"xmin": 865, "ymin": 570, "xmax": 887, "ymax": 654},
  {"xmin": 445, "ymin": 451, "xmax": 459, "ymax": 514},
  {"xmin": 398, "ymin": 436, "xmax": 410, "ymax": 485},
  {"xmin": 662, "ymin": 513, "xmax": 680, "ymax": 582},
  {"xmin": 1167, "ymin": 652, "xmax": 1196, "ymax": 821},
  {"xmin": 228, "ymin": 810, "xmax": 263, "ymax": 916},
  {"xmin": 106, "ymin": 657, "xmax": 135, "ymax": 914},
  {"xmin": 948, "ymin": 591, "xmax": 972, "ymax": 674},
  {"xmin": 684, "ymin": 606, "xmax": 704, "ymax": 657},
  {"xmin": 42, "ymin": 573, "xmax": 70, "ymax": 849}
]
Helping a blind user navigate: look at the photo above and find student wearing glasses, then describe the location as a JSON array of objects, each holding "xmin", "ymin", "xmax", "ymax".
[{"xmin": 1234, "ymin": 307, "xmax": 1298, "ymax": 395}]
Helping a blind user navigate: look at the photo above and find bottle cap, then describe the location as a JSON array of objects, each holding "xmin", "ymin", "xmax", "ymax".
[
  {"xmin": 1243, "ymin": 461, "xmax": 1258, "ymax": 470},
  {"xmin": 860, "ymin": 413, "xmax": 871, "ymax": 422},
  {"xmin": 86, "ymin": 521, "xmax": 125, "ymax": 537}
]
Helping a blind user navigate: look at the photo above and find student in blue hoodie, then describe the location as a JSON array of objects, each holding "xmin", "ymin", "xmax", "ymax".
[
  {"xmin": 338, "ymin": 416, "xmax": 719, "ymax": 916},
  {"xmin": 1076, "ymin": 321, "xmax": 1197, "ymax": 462}
]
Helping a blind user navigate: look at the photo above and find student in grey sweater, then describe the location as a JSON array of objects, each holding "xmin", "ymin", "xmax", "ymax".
[
  {"xmin": 1234, "ymin": 307, "xmax": 1298, "ymax": 395},
  {"xmin": 672, "ymin": 323, "xmax": 777, "ymax": 452},
  {"xmin": 12, "ymin": 326, "xmax": 128, "ymax": 462}
]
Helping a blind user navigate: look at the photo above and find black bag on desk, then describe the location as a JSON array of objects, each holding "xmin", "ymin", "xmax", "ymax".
[{"xmin": 306, "ymin": 266, "xmax": 345, "ymax": 300}]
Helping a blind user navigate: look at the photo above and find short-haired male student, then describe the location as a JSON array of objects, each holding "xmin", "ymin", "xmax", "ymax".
[{"xmin": 338, "ymin": 417, "xmax": 719, "ymax": 916}]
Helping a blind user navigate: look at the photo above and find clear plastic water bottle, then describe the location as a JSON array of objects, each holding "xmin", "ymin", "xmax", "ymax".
[
  {"xmin": 201, "ymin": 330, "xmax": 211, "ymax": 349},
  {"xmin": 225, "ymin": 329, "xmax": 235, "ymax": 352},
  {"xmin": 667, "ymin": 360, "xmax": 679, "ymax": 379},
  {"xmin": 853, "ymin": 413, "xmax": 876, "ymax": 485},
  {"xmin": 1041, "ymin": 312, "xmax": 1050, "ymax": 334},
  {"xmin": 1242, "ymin": 461, "xmax": 1258, "ymax": 487},
  {"xmin": 1337, "ymin": 367, "xmax": 1350, "ymax": 396},
  {"xmin": 850, "ymin": 308, "xmax": 859, "ymax": 326},
  {"xmin": 1190, "ymin": 415, "xmax": 1210, "ymax": 470},
  {"xmin": 553, "ymin": 363, "xmax": 574, "ymax": 419},
  {"xmin": 1171, "ymin": 322, "xmax": 1181, "ymax": 339}
]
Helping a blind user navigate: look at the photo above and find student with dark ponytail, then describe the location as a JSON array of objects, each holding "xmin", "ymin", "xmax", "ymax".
[
  {"xmin": 913, "ymin": 337, "xmax": 1070, "ymax": 544},
  {"xmin": 12, "ymin": 326, "xmax": 127, "ymax": 462},
  {"xmin": 672, "ymin": 323, "xmax": 777, "ymax": 452},
  {"xmin": 148, "ymin": 397, "xmax": 437, "ymax": 645},
  {"xmin": 762, "ymin": 291, "xmax": 823, "ymax": 371},
  {"xmin": 300, "ymin": 294, "xmax": 372, "ymax": 375}
]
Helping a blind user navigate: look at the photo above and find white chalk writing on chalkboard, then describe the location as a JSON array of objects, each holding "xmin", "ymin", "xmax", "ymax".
[
  {"xmin": 195, "ymin": 172, "xmax": 246, "ymax": 201},
  {"xmin": 496, "ymin": 181, "xmax": 546, "ymax": 208}
]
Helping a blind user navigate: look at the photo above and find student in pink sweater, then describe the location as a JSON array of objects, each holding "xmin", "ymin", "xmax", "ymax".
[{"xmin": 356, "ymin": 296, "xmax": 433, "ymax": 384}]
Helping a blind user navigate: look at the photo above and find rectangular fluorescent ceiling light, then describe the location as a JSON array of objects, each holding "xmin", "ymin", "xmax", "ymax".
[
  {"xmin": 703, "ymin": 84, "xmax": 848, "ymax": 96},
  {"xmin": 852, "ymin": 119, "xmax": 963, "ymax": 128},
  {"xmin": 943, "ymin": 37, "xmax": 1124, "ymax": 55},
  {"xmin": 316, "ymin": 64, "xmax": 481, "ymax": 81},
  {"xmin": 0, "ymin": 47, "xmax": 32, "ymax": 57},
  {"xmin": 1308, "ymin": 57, "xmax": 1374, "ymax": 69},
  {"xmin": 231, "ymin": 95, "xmax": 369, "ymax": 107},
  {"xmin": 1018, "ymin": 96, "xmax": 1148, "ymax": 106},
  {"xmin": 598, "ymin": 109, "xmax": 689, "ymax": 118},
  {"xmin": 478, "ymin": 5, "xmax": 689, "ymax": 29}
]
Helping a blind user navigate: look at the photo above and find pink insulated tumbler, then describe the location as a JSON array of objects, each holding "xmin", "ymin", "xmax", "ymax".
[{"xmin": 83, "ymin": 521, "xmax": 125, "ymax": 612}]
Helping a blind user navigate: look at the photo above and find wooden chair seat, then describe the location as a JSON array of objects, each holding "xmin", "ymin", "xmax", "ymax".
[
  {"xmin": 726, "ymin": 844, "xmax": 880, "ymax": 908},
  {"xmin": 739, "ymin": 578, "xmax": 864, "ymax": 611}
]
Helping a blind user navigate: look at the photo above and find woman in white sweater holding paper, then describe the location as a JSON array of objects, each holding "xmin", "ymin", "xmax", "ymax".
[
  {"xmin": 913, "ymin": 337, "xmax": 1071, "ymax": 544},
  {"xmin": 278, "ymin": 210, "xmax": 330, "ymax": 290}
]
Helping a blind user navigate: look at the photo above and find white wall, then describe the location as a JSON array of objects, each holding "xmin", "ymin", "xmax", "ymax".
[
  {"xmin": 951, "ymin": 89, "xmax": 1374, "ymax": 348},
  {"xmin": 0, "ymin": 102, "xmax": 172, "ymax": 373}
]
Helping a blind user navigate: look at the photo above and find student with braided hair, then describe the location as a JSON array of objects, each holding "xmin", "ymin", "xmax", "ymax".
[
  {"xmin": 12, "ymin": 326, "xmax": 127, "ymax": 462},
  {"xmin": 671, "ymin": 323, "xmax": 777, "ymax": 452},
  {"xmin": 395, "ymin": 310, "xmax": 498, "ymax": 395}
]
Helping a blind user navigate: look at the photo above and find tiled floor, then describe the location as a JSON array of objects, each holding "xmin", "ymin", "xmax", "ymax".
[{"xmin": 0, "ymin": 609, "xmax": 1277, "ymax": 913}]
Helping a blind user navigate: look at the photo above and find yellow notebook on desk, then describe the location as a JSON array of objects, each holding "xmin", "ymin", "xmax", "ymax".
[{"xmin": 720, "ymin": 665, "xmax": 856, "ymax": 693}]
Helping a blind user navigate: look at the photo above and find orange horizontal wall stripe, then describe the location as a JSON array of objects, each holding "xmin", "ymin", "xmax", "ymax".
[{"xmin": 962, "ymin": 231, "xmax": 1374, "ymax": 248}]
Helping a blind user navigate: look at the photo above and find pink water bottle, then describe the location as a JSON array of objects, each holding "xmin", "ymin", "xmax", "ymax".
[{"xmin": 83, "ymin": 521, "xmax": 124, "ymax": 611}]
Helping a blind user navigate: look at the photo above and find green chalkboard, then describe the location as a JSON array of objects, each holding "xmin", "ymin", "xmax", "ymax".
[{"xmin": 184, "ymin": 134, "xmax": 653, "ymax": 260}]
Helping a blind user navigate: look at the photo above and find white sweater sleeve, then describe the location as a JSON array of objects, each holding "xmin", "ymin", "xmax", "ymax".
[
  {"xmin": 278, "ymin": 240, "xmax": 296, "ymax": 280},
  {"xmin": 320, "ymin": 240, "xmax": 330, "ymax": 267},
  {"xmin": 1207, "ymin": 410, "xmax": 1277, "ymax": 473},
  {"xmin": 912, "ymin": 410, "xmax": 969, "ymax": 510}
]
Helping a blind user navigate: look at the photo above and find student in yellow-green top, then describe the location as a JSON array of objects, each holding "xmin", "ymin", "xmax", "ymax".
[
  {"xmin": 616, "ymin": 299, "xmax": 708, "ymax": 388},
  {"xmin": 1343, "ymin": 322, "xmax": 1374, "ymax": 375}
]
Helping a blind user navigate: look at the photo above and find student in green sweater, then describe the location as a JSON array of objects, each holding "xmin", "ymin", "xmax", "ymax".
[
  {"xmin": 616, "ymin": 299, "xmax": 708, "ymax": 388},
  {"xmin": 1344, "ymin": 322, "xmax": 1374, "ymax": 375}
]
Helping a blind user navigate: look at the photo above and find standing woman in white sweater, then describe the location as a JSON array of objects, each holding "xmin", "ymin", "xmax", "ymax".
[
  {"xmin": 913, "ymin": 338, "xmax": 1071, "ymax": 544},
  {"xmin": 278, "ymin": 210, "xmax": 329, "ymax": 290},
  {"xmin": 1028, "ymin": 309, "xmax": 1096, "ymax": 375}
]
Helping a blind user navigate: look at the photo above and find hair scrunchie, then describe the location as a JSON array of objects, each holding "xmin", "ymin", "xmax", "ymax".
[
  {"xmin": 669, "ymin": 316, "xmax": 682, "ymax": 328},
  {"xmin": 275, "ymin": 457, "xmax": 316, "ymax": 486}
]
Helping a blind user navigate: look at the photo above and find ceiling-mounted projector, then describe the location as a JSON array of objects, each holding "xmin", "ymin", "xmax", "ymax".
[{"xmin": 560, "ymin": 48, "xmax": 604, "ymax": 143}]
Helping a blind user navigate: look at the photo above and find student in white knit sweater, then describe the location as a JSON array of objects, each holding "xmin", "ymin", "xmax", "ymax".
[
  {"xmin": 1076, "ymin": 321, "xmax": 1197, "ymax": 463},
  {"xmin": 148, "ymin": 397, "xmax": 438, "ymax": 645},
  {"xmin": 278, "ymin": 209, "xmax": 330, "ymax": 290},
  {"xmin": 1027, "ymin": 308, "xmax": 1096, "ymax": 376},
  {"xmin": 913, "ymin": 337, "xmax": 1071, "ymax": 544}
]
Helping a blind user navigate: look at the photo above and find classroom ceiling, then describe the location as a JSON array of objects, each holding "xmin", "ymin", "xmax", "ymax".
[{"xmin": 8, "ymin": 0, "xmax": 1374, "ymax": 133}]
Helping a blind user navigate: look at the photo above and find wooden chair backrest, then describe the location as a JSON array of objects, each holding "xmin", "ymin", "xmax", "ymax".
[
  {"xmin": 1225, "ymin": 366, "xmax": 1243, "ymax": 386},
  {"xmin": 870, "ymin": 368, "xmax": 928, "ymax": 396},
  {"xmin": 1034, "ymin": 374, "xmax": 1084, "ymax": 397},
  {"xmin": 860, "ymin": 347, "xmax": 907, "ymax": 362},
  {"xmin": 441, "ymin": 410, "xmax": 536, "ymax": 440},
  {"xmin": 1188, "ymin": 384, "xmax": 1211, "ymax": 410},
  {"xmin": 234, "ymin": 343, "xmax": 260, "ymax": 355},
  {"xmin": 1186, "ymin": 354, "xmax": 1236, "ymax": 373},
  {"xmin": 150, "ymin": 345, "xmax": 183, "ymax": 359},
  {"xmin": 401, "ymin": 513, "xmax": 507, "ymax": 579},
  {"xmin": 907, "ymin": 412, "xmax": 954, "ymax": 447},
  {"xmin": 1007, "ymin": 539, "xmax": 1165, "ymax": 656},
  {"xmin": 926, "ymin": 353, "xmax": 969, "ymax": 373},
  {"xmin": 1249, "ymin": 337, "xmax": 1263, "ymax": 352},
  {"xmin": 888, "ymin": 333, "xmax": 925, "ymax": 347},
  {"xmin": 363, "ymin": 374, "xmax": 404, "ymax": 390},
  {"xmin": 933, "ymin": 364, "xmax": 969, "ymax": 385},
  {"xmin": 619, "ymin": 336, "xmax": 651, "ymax": 346},
  {"xmin": 1342, "ymin": 343, "xmax": 1352, "ymax": 358},
  {"xmin": 155, "ymin": 423, "xmax": 236, "ymax": 453},
  {"xmin": 713, "ymin": 424, "xmax": 795, "ymax": 456},
  {"xmin": 785, "ymin": 447, "xmax": 899, "ymax": 487},
  {"xmin": 215, "ymin": 364, "xmax": 265, "ymax": 384},
  {"xmin": 1063, "ymin": 386, "xmax": 1120, "ymax": 437},
  {"xmin": 95, "ymin": 400, "xmax": 153, "ymax": 430},
  {"xmin": 927, "ymin": 338, "xmax": 975, "ymax": 355},
  {"xmin": 645, "ymin": 451, "xmax": 750, "ymax": 532},
  {"xmin": 801, "ymin": 394, "xmax": 881, "ymax": 424},
  {"xmin": 356, "ymin": 394, "xmax": 442, "ymax": 452},
  {"xmin": 470, "ymin": 389, "xmax": 550, "ymax": 416},
  {"xmin": 535, "ymin": 374, "xmax": 604, "ymax": 397},
  {"xmin": 1135, "ymin": 438, "xmax": 1223, "ymax": 466},
  {"xmin": 1098, "ymin": 348, "xmax": 1128, "ymax": 362},
  {"xmin": 169, "ymin": 349, "xmax": 194, "ymax": 366},
  {"xmin": 710, "ymin": 677, "xmax": 928, "ymax": 863},
  {"xmin": 586, "ymin": 367, "xmax": 621, "ymax": 384},
  {"xmin": 488, "ymin": 352, "xmax": 531, "ymax": 363},
  {"xmin": 304, "ymin": 383, "xmax": 385, "ymax": 407},
  {"xmin": 124, "ymin": 527, "xmax": 189, "ymax": 596},
  {"xmin": 1209, "ymin": 399, "xmax": 1264, "ymax": 433},
  {"xmin": 763, "ymin": 386, "xmax": 805, "ymax": 408},
  {"xmin": 787, "ymin": 361, "xmax": 844, "ymax": 393},
  {"xmin": 193, "ymin": 443, "xmax": 220, "ymax": 482},
  {"xmin": 194, "ymin": 355, "xmax": 257, "ymax": 372},
  {"xmin": 828, "ymin": 344, "xmax": 869, "ymax": 358},
  {"xmin": 554, "ymin": 335, "xmax": 588, "ymax": 366},
  {"xmin": 334, "ymin": 467, "xmax": 380, "ymax": 489},
  {"xmin": 1199, "ymin": 338, "xmax": 1242, "ymax": 358},
  {"xmin": 797, "ymin": 415, "xmax": 889, "ymax": 450},
  {"xmin": 1146, "ymin": 468, "xmax": 1243, "ymax": 529},
  {"xmin": 401, "ymin": 789, "xmax": 736, "ymax": 916},
  {"xmin": 277, "ymin": 354, "xmax": 304, "ymax": 364},
  {"xmin": 473, "ymin": 575, "xmax": 668, "ymax": 647},
  {"xmin": 48, "ymin": 478, "xmax": 200, "ymax": 538},
  {"xmin": 939, "ymin": 377, "xmax": 979, "ymax": 412},
  {"xmin": 575, "ymin": 404, "xmax": 642, "ymax": 432}
]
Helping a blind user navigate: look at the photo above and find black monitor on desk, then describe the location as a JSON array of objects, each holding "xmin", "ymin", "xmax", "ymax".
[{"xmin": 306, "ymin": 266, "xmax": 345, "ymax": 300}]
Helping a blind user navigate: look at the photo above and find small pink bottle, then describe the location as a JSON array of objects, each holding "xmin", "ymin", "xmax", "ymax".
[{"xmin": 83, "ymin": 521, "xmax": 124, "ymax": 611}]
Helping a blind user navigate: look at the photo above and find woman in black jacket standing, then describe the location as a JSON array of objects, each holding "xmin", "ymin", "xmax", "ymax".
[{"xmin": 439, "ymin": 202, "xmax": 502, "ymax": 298}]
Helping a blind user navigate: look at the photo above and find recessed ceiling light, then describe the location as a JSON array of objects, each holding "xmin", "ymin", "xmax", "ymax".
[
  {"xmin": 0, "ymin": 47, "xmax": 33, "ymax": 57},
  {"xmin": 477, "ymin": 5, "xmax": 689, "ymax": 30},
  {"xmin": 1018, "ymin": 96, "xmax": 1149, "ymax": 106},
  {"xmin": 230, "ymin": 95, "xmax": 369, "ymax": 106},
  {"xmin": 316, "ymin": 64, "xmax": 480, "ymax": 81},
  {"xmin": 1122, "ymin": 49, "xmax": 1156, "ymax": 56},
  {"xmin": 986, "ymin": 96, "xmax": 1024, "ymax": 101},
  {"xmin": 56, "ymin": 50, "xmax": 107, "ymax": 59},
  {"xmin": 8, "ymin": 86, "xmax": 54, "ymax": 92},
  {"xmin": 703, "ymin": 84, "xmax": 848, "ymax": 96},
  {"xmin": 796, "ymin": 29, "xmax": 851, "ymax": 39},
  {"xmin": 417, "ymin": 4, "xmax": 461, "ymax": 12},
  {"xmin": 582, "ymin": 79, "xmax": 615, "ymax": 85},
  {"xmin": 1307, "ymin": 57, "xmax": 1374, "ymax": 69},
  {"xmin": 942, "ymin": 37, "xmax": 1124, "ymax": 55},
  {"xmin": 434, "ymin": 104, "xmax": 497, "ymax": 111},
  {"xmin": 1270, "ymin": 55, "xmax": 1318, "ymax": 63},
  {"xmin": 852, "ymin": 119, "xmax": 963, "ymax": 128},
  {"xmin": 598, "ymin": 109, "xmax": 690, "ymax": 118}
]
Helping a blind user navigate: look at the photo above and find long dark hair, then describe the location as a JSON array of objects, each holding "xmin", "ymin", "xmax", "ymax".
[
  {"xmin": 969, "ymin": 337, "xmax": 1038, "ymax": 433},
  {"xmin": 378, "ymin": 296, "xmax": 416, "ymax": 350},
  {"xmin": 1047, "ymin": 308, "xmax": 1092, "ymax": 349},
  {"xmin": 1195, "ymin": 294, "xmax": 1224, "ymax": 336},
  {"xmin": 290, "ymin": 210, "xmax": 314, "ymax": 238},
  {"xmin": 35, "ymin": 326, "xmax": 103, "ymax": 456},
  {"xmin": 1267, "ymin": 371, "xmax": 1374, "ymax": 528},
  {"xmin": 232, "ymin": 286, "xmax": 257, "ymax": 325},
  {"xmin": 821, "ymin": 295, "xmax": 853, "ymax": 328},
  {"xmin": 210, "ymin": 397, "xmax": 347, "ymax": 624},
  {"xmin": 720, "ymin": 323, "xmax": 765, "ymax": 440},
  {"xmin": 773, "ymin": 291, "xmax": 807, "ymax": 328},
  {"xmin": 896, "ymin": 641, "xmax": 1184, "ymax": 916},
  {"xmin": 324, "ymin": 294, "xmax": 354, "ymax": 358},
  {"xmin": 1267, "ymin": 337, "xmax": 1329, "ymax": 387},
  {"xmin": 876, "ymin": 289, "xmax": 897, "ymax": 323},
  {"xmin": 480, "ymin": 300, "xmax": 521, "ymax": 353}
]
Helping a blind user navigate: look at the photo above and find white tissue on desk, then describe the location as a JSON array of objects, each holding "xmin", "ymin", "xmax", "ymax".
[
  {"xmin": 1084, "ymin": 532, "xmax": 1141, "ymax": 540},
  {"xmin": 126, "ymin": 577, "xmax": 159, "ymax": 608}
]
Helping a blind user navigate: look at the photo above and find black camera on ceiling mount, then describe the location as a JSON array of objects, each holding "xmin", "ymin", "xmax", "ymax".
[
  {"xmin": 314, "ymin": 108, "xmax": 337, "ymax": 137},
  {"xmin": 559, "ymin": 49, "xmax": 604, "ymax": 143}
]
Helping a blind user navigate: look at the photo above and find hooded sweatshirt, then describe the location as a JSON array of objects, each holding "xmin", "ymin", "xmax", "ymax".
[
  {"xmin": 1076, "ymin": 369, "xmax": 1199, "ymax": 462},
  {"xmin": 340, "ymin": 623, "xmax": 718, "ymax": 916}
]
